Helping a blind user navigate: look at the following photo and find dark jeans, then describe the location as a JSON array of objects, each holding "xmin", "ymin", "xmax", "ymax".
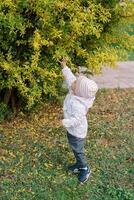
[{"xmin": 67, "ymin": 131, "xmax": 87, "ymax": 168}]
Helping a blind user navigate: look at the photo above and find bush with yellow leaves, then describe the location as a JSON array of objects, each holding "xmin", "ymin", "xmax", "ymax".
[{"xmin": 0, "ymin": 0, "xmax": 134, "ymax": 114}]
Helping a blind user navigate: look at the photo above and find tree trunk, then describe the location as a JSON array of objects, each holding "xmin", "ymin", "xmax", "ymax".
[
  {"xmin": 3, "ymin": 88, "xmax": 12, "ymax": 105},
  {"xmin": 11, "ymin": 91, "xmax": 17, "ymax": 115},
  {"xmin": 3, "ymin": 88, "xmax": 17, "ymax": 115}
]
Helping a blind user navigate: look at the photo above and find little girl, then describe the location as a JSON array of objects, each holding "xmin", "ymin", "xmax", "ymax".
[{"xmin": 59, "ymin": 57, "xmax": 98, "ymax": 184}]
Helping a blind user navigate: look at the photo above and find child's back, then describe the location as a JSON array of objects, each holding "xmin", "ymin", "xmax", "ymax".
[{"xmin": 62, "ymin": 65, "xmax": 98, "ymax": 138}]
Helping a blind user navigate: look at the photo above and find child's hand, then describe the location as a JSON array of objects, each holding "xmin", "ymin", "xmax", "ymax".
[
  {"xmin": 59, "ymin": 57, "xmax": 69, "ymax": 68},
  {"xmin": 59, "ymin": 120, "xmax": 63, "ymax": 126}
]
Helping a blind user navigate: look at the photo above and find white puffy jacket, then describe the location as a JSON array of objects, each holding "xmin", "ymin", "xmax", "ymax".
[{"xmin": 61, "ymin": 66, "xmax": 96, "ymax": 138}]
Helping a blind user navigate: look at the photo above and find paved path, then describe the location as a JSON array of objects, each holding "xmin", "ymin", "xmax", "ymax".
[{"xmin": 91, "ymin": 61, "xmax": 134, "ymax": 88}]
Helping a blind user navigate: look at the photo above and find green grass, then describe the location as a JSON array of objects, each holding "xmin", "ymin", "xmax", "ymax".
[
  {"xmin": 127, "ymin": 23, "xmax": 134, "ymax": 61},
  {"xmin": 128, "ymin": 50, "xmax": 134, "ymax": 61},
  {"xmin": 0, "ymin": 89, "xmax": 134, "ymax": 200}
]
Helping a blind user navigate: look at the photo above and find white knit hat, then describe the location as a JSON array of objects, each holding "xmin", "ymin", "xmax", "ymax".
[{"xmin": 75, "ymin": 75, "xmax": 98, "ymax": 98}]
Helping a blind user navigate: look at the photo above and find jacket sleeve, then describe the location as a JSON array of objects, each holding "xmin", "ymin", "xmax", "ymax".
[
  {"xmin": 62, "ymin": 104, "xmax": 86, "ymax": 128},
  {"xmin": 62, "ymin": 65, "xmax": 76, "ymax": 90}
]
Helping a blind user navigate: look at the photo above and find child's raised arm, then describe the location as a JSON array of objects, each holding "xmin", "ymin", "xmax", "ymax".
[{"xmin": 60, "ymin": 57, "xmax": 76, "ymax": 90}]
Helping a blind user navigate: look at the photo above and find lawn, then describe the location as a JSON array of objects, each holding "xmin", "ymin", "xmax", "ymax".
[
  {"xmin": 0, "ymin": 89, "xmax": 134, "ymax": 200},
  {"xmin": 128, "ymin": 51, "xmax": 134, "ymax": 61},
  {"xmin": 127, "ymin": 23, "xmax": 134, "ymax": 61}
]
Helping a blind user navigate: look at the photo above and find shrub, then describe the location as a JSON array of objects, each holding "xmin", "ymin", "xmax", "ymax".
[{"xmin": 0, "ymin": 0, "xmax": 134, "ymax": 112}]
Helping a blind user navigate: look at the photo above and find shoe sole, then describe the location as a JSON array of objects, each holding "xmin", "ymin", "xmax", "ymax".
[{"xmin": 79, "ymin": 170, "xmax": 91, "ymax": 185}]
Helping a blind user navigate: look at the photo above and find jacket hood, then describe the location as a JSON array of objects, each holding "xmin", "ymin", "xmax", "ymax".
[{"xmin": 70, "ymin": 90, "xmax": 95, "ymax": 112}]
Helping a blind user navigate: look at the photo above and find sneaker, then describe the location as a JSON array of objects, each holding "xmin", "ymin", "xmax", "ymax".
[
  {"xmin": 78, "ymin": 166, "xmax": 91, "ymax": 184},
  {"xmin": 68, "ymin": 163, "xmax": 80, "ymax": 174}
]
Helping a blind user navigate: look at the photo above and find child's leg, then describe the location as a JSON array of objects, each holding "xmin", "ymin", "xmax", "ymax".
[{"xmin": 67, "ymin": 132, "xmax": 87, "ymax": 168}]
